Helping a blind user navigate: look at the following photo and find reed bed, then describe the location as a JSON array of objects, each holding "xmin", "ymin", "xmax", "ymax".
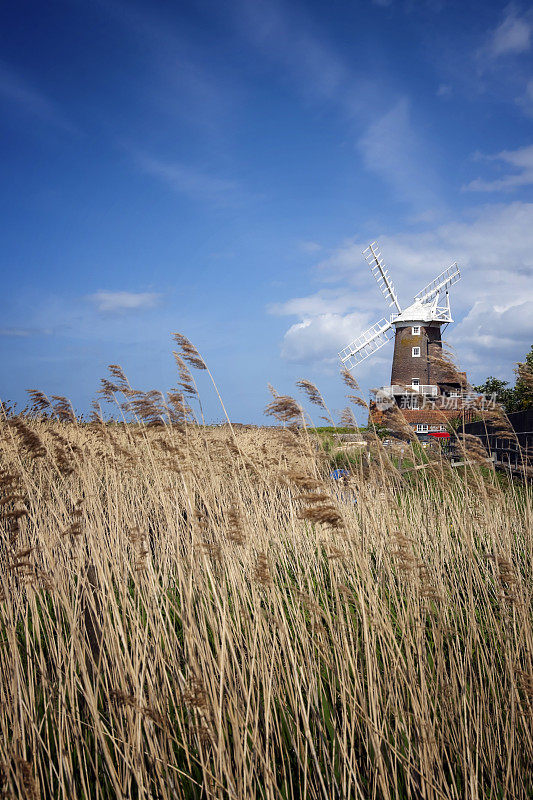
[{"xmin": 0, "ymin": 362, "xmax": 532, "ymax": 799}]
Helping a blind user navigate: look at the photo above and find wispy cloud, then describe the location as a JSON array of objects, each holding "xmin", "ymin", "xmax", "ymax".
[
  {"xmin": 417, "ymin": 4, "xmax": 533, "ymax": 128},
  {"xmin": 0, "ymin": 327, "xmax": 51, "ymax": 337},
  {"xmin": 298, "ymin": 240, "xmax": 323, "ymax": 254},
  {"xmin": 131, "ymin": 150, "xmax": 247, "ymax": 206},
  {"xmin": 94, "ymin": 1, "xmax": 248, "ymax": 209},
  {"xmin": 517, "ymin": 78, "xmax": 533, "ymax": 115},
  {"xmin": 357, "ymin": 97, "xmax": 441, "ymax": 209},
  {"xmin": 357, "ymin": 97, "xmax": 440, "ymax": 207},
  {"xmin": 0, "ymin": 63, "xmax": 76, "ymax": 133},
  {"xmin": 233, "ymin": 0, "xmax": 348, "ymax": 105},
  {"xmin": 269, "ymin": 289, "xmax": 361, "ymax": 317},
  {"xmin": 92, "ymin": 0, "xmax": 240, "ymax": 137},
  {"xmin": 464, "ymin": 144, "xmax": 533, "ymax": 192},
  {"xmin": 458, "ymin": 6, "xmax": 533, "ymax": 123},
  {"xmin": 88, "ymin": 291, "xmax": 161, "ymax": 313},
  {"xmin": 233, "ymin": 0, "xmax": 439, "ymax": 207},
  {"xmin": 437, "ymin": 83, "xmax": 452, "ymax": 97},
  {"xmin": 486, "ymin": 5, "xmax": 532, "ymax": 58}
]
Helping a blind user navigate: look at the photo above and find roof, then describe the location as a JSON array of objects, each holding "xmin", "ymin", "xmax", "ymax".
[{"xmin": 400, "ymin": 408, "xmax": 457, "ymax": 424}]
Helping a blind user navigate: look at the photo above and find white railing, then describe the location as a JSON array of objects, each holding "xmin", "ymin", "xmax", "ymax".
[
  {"xmin": 389, "ymin": 307, "xmax": 452, "ymax": 323},
  {"xmin": 383, "ymin": 385, "xmax": 439, "ymax": 396}
]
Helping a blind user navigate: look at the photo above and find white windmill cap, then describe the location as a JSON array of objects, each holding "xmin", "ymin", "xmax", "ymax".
[{"xmin": 393, "ymin": 299, "xmax": 442, "ymax": 324}]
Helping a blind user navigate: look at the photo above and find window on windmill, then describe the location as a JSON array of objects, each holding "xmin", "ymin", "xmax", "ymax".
[
  {"xmin": 412, "ymin": 346, "xmax": 421, "ymax": 357},
  {"xmin": 412, "ymin": 326, "xmax": 421, "ymax": 335}
]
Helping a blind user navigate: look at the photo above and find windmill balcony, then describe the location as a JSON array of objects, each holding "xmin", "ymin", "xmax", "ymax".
[{"xmin": 383, "ymin": 385, "xmax": 439, "ymax": 397}]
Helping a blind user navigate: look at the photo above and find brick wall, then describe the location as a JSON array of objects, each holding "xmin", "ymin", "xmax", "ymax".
[
  {"xmin": 389, "ymin": 322, "xmax": 465, "ymax": 389},
  {"xmin": 390, "ymin": 324, "xmax": 438, "ymax": 386}
]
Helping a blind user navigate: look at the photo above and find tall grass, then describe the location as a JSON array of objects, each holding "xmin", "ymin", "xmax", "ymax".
[{"xmin": 0, "ymin": 355, "xmax": 532, "ymax": 799}]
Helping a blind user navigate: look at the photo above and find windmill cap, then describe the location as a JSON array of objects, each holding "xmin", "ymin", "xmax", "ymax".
[{"xmin": 393, "ymin": 300, "xmax": 447, "ymax": 324}]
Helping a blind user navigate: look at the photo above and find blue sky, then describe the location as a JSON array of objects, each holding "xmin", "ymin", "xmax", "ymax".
[{"xmin": 1, "ymin": 0, "xmax": 532, "ymax": 424}]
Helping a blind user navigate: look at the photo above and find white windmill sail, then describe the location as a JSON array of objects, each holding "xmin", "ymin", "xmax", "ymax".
[
  {"xmin": 339, "ymin": 317, "xmax": 394, "ymax": 370},
  {"xmin": 414, "ymin": 263, "xmax": 461, "ymax": 305},
  {"xmin": 363, "ymin": 242, "xmax": 402, "ymax": 313}
]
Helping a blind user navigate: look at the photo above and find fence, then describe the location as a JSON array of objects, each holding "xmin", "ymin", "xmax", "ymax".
[{"xmin": 462, "ymin": 409, "xmax": 533, "ymax": 476}]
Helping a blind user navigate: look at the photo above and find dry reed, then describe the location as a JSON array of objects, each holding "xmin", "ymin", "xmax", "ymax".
[{"xmin": 0, "ymin": 353, "xmax": 531, "ymax": 800}]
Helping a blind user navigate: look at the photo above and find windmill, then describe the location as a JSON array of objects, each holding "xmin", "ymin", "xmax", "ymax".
[{"xmin": 339, "ymin": 242, "xmax": 463, "ymax": 434}]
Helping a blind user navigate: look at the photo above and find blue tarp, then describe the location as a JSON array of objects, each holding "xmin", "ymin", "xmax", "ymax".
[
  {"xmin": 329, "ymin": 469, "xmax": 357, "ymax": 504},
  {"xmin": 329, "ymin": 469, "xmax": 350, "ymax": 479}
]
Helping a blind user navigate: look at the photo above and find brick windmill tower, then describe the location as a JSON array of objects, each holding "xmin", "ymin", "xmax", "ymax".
[{"xmin": 339, "ymin": 243, "xmax": 465, "ymax": 437}]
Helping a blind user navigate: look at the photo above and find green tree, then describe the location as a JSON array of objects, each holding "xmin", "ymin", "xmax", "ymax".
[
  {"xmin": 511, "ymin": 344, "xmax": 533, "ymax": 411},
  {"xmin": 472, "ymin": 376, "xmax": 514, "ymax": 409},
  {"xmin": 473, "ymin": 345, "xmax": 533, "ymax": 412}
]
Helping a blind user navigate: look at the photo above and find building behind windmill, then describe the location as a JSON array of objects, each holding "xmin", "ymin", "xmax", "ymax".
[{"xmin": 339, "ymin": 243, "xmax": 467, "ymax": 438}]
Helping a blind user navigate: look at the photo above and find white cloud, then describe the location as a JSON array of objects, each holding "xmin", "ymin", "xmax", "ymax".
[
  {"xmin": 453, "ymin": 298, "xmax": 533, "ymax": 375},
  {"xmin": 464, "ymin": 144, "xmax": 533, "ymax": 192},
  {"xmin": 88, "ymin": 291, "xmax": 161, "ymax": 313},
  {"xmin": 488, "ymin": 6, "xmax": 532, "ymax": 57},
  {"xmin": 272, "ymin": 202, "xmax": 533, "ymax": 379},
  {"xmin": 280, "ymin": 312, "xmax": 371, "ymax": 364}
]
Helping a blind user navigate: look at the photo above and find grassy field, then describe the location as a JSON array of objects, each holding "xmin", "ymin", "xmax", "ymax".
[{"xmin": 0, "ymin": 350, "xmax": 532, "ymax": 799}]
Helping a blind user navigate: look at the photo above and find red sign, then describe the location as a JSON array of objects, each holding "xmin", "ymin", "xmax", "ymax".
[{"xmin": 428, "ymin": 432, "xmax": 450, "ymax": 438}]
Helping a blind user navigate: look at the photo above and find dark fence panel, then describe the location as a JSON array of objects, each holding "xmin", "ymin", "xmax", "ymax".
[{"xmin": 463, "ymin": 409, "xmax": 533, "ymax": 475}]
